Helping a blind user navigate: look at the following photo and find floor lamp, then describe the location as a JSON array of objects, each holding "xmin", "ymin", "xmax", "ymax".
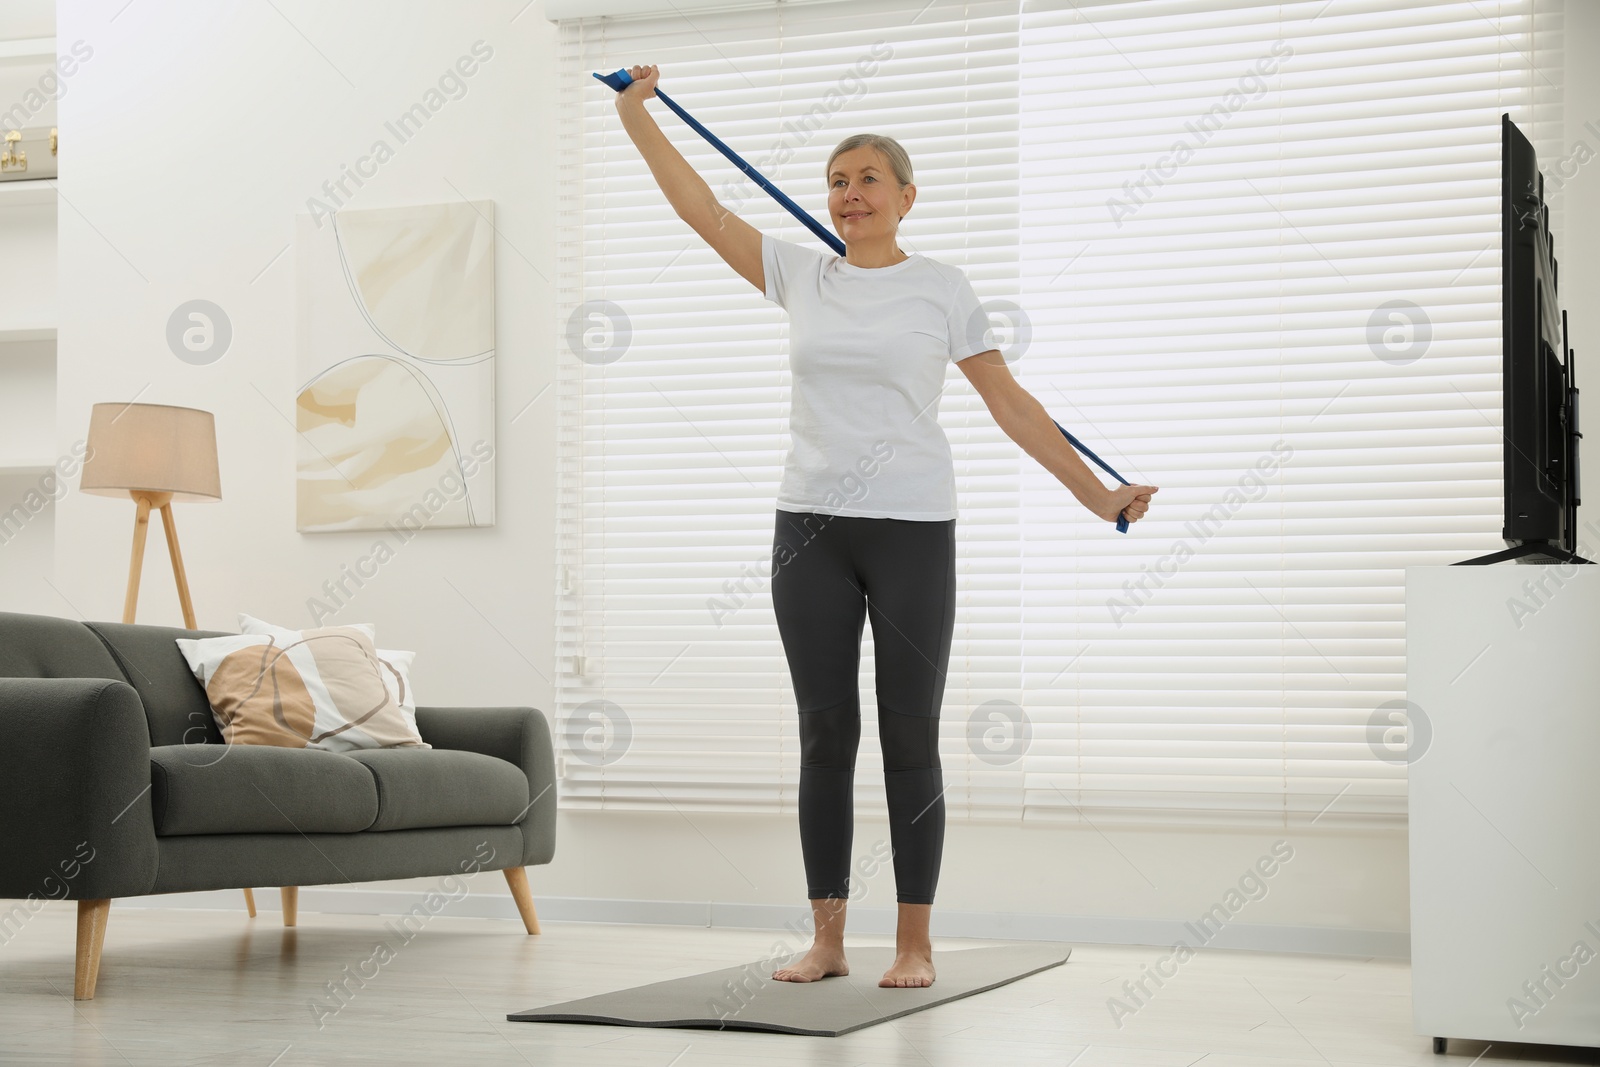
[
  {"xmin": 78, "ymin": 402, "xmax": 221, "ymax": 629},
  {"xmin": 77, "ymin": 401, "xmax": 255, "ymax": 912}
]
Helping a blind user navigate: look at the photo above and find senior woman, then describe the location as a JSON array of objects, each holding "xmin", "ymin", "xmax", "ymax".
[{"xmin": 614, "ymin": 63, "xmax": 1156, "ymax": 988}]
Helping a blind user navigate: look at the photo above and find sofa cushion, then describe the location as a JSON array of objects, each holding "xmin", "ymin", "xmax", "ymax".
[
  {"xmin": 149, "ymin": 745, "xmax": 379, "ymax": 836},
  {"xmin": 86, "ymin": 620, "xmax": 230, "ymax": 747},
  {"xmin": 343, "ymin": 748, "xmax": 529, "ymax": 831}
]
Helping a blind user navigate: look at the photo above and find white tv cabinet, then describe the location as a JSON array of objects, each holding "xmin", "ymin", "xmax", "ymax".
[{"xmin": 1406, "ymin": 565, "xmax": 1600, "ymax": 1054}]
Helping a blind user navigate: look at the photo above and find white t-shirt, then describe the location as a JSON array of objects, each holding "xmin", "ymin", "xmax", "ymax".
[{"xmin": 761, "ymin": 231, "xmax": 992, "ymax": 521}]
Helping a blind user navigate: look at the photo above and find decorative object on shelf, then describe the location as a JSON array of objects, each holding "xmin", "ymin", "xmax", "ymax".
[
  {"xmin": 78, "ymin": 402, "xmax": 221, "ymax": 627},
  {"xmin": 0, "ymin": 125, "xmax": 58, "ymax": 180},
  {"xmin": 294, "ymin": 199, "xmax": 496, "ymax": 532}
]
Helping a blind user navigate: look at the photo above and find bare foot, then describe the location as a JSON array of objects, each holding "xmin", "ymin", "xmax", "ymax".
[
  {"xmin": 771, "ymin": 943, "xmax": 849, "ymax": 982},
  {"xmin": 879, "ymin": 950, "xmax": 935, "ymax": 988}
]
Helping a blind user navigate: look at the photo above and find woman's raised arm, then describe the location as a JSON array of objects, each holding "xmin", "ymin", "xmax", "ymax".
[{"xmin": 615, "ymin": 64, "xmax": 765, "ymax": 294}]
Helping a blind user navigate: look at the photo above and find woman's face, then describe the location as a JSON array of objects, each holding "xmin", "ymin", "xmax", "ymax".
[{"xmin": 827, "ymin": 146, "xmax": 914, "ymax": 242}]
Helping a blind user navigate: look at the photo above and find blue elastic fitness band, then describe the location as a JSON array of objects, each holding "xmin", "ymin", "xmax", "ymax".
[{"xmin": 596, "ymin": 67, "xmax": 1134, "ymax": 533}]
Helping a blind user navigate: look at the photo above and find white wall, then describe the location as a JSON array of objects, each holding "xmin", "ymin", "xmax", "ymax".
[
  {"xmin": 53, "ymin": 1, "xmax": 555, "ymax": 705},
  {"xmin": 35, "ymin": 0, "xmax": 1598, "ymax": 954}
]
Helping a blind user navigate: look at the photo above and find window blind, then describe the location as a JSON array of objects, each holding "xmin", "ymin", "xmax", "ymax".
[{"xmin": 554, "ymin": 0, "xmax": 1562, "ymax": 829}]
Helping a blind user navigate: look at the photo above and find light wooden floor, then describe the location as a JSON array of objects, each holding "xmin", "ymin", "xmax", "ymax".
[{"xmin": 1, "ymin": 903, "xmax": 1596, "ymax": 1066}]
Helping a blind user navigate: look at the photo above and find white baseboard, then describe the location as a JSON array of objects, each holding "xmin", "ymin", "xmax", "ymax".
[{"xmin": 116, "ymin": 887, "xmax": 1409, "ymax": 960}]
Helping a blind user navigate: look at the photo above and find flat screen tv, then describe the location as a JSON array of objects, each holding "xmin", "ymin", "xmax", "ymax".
[{"xmin": 1456, "ymin": 114, "xmax": 1586, "ymax": 565}]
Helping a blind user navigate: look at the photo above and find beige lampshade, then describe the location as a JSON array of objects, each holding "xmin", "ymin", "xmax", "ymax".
[{"xmin": 79, "ymin": 402, "xmax": 222, "ymax": 502}]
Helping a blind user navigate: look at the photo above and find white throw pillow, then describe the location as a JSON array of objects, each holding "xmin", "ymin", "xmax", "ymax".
[
  {"xmin": 176, "ymin": 622, "xmax": 429, "ymax": 751},
  {"xmin": 237, "ymin": 613, "xmax": 423, "ymax": 740}
]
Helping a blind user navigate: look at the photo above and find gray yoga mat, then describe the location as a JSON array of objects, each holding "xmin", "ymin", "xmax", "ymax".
[{"xmin": 507, "ymin": 941, "xmax": 1072, "ymax": 1037}]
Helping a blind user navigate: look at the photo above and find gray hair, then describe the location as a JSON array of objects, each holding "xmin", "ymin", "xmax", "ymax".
[{"xmin": 825, "ymin": 134, "xmax": 913, "ymax": 220}]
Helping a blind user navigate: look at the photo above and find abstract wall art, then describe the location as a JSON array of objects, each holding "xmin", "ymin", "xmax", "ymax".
[{"xmin": 295, "ymin": 199, "xmax": 496, "ymax": 533}]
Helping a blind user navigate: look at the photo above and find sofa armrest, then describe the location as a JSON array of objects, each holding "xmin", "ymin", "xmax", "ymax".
[
  {"xmin": 0, "ymin": 678, "xmax": 158, "ymax": 901},
  {"xmin": 413, "ymin": 706, "xmax": 556, "ymax": 867}
]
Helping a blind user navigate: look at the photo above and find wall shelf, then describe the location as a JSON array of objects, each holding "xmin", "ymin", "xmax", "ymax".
[
  {"xmin": 0, "ymin": 326, "xmax": 56, "ymax": 343},
  {"xmin": 0, "ymin": 181, "xmax": 57, "ymax": 207},
  {"xmin": 0, "ymin": 36, "xmax": 53, "ymax": 61},
  {"xmin": 0, "ymin": 15, "xmax": 58, "ymax": 615},
  {"xmin": 0, "ymin": 16, "xmax": 60, "ymax": 613}
]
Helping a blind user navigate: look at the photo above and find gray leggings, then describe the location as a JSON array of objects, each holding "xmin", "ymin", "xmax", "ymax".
[{"xmin": 770, "ymin": 509, "xmax": 956, "ymax": 905}]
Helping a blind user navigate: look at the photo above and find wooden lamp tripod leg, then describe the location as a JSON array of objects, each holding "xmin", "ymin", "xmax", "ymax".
[
  {"xmin": 157, "ymin": 499, "xmax": 197, "ymax": 630},
  {"xmin": 123, "ymin": 491, "xmax": 196, "ymax": 630},
  {"xmin": 122, "ymin": 489, "xmax": 198, "ymax": 626},
  {"xmin": 121, "ymin": 492, "xmax": 155, "ymax": 624}
]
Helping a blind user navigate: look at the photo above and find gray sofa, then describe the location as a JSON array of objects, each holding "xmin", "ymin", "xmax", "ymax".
[{"xmin": 0, "ymin": 609, "xmax": 557, "ymax": 1000}]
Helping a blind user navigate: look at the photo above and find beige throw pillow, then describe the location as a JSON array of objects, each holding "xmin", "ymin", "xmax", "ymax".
[
  {"xmin": 176, "ymin": 624, "xmax": 430, "ymax": 751},
  {"xmin": 236, "ymin": 613, "xmax": 422, "ymax": 740}
]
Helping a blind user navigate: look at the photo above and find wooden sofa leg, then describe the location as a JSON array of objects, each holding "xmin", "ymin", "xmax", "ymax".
[
  {"xmin": 75, "ymin": 899, "xmax": 111, "ymax": 1000},
  {"xmin": 243, "ymin": 888, "xmax": 257, "ymax": 917},
  {"xmin": 280, "ymin": 887, "xmax": 298, "ymax": 927},
  {"xmin": 503, "ymin": 867, "xmax": 541, "ymax": 935}
]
